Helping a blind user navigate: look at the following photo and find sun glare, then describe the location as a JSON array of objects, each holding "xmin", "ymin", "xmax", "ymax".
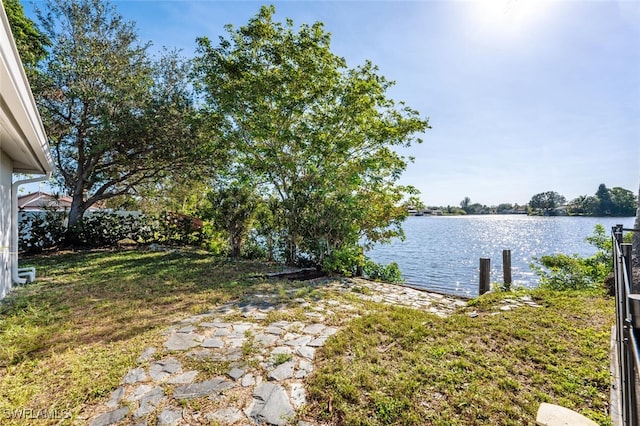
[{"xmin": 467, "ymin": 0, "xmax": 550, "ymax": 40}]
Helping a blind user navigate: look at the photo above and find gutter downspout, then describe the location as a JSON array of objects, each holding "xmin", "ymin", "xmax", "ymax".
[{"xmin": 10, "ymin": 172, "xmax": 51, "ymax": 285}]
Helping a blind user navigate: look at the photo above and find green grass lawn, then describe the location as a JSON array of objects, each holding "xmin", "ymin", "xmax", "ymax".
[
  {"xmin": 0, "ymin": 249, "xmax": 614, "ymax": 425},
  {"xmin": 307, "ymin": 290, "xmax": 614, "ymax": 426}
]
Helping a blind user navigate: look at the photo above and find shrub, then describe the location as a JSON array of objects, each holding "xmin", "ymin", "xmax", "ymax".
[
  {"xmin": 152, "ymin": 212, "xmax": 204, "ymax": 246},
  {"xmin": 19, "ymin": 211, "xmax": 208, "ymax": 251},
  {"xmin": 530, "ymin": 224, "xmax": 628, "ymax": 291},
  {"xmin": 363, "ymin": 258, "xmax": 403, "ymax": 283},
  {"xmin": 18, "ymin": 210, "xmax": 67, "ymax": 254},
  {"xmin": 68, "ymin": 212, "xmax": 146, "ymax": 248},
  {"xmin": 322, "ymin": 246, "xmax": 363, "ymax": 276}
]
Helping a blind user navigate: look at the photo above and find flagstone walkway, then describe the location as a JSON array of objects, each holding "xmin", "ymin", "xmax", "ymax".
[{"xmin": 85, "ymin": 277, "xmax": 469, "ymax": 426}]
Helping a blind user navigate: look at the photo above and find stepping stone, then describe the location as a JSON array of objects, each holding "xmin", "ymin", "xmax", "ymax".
[
  {"xmin": 320, "ymin": 327, "xmax": 338, "ymax": 337},
  {"xmin": 233, "ymin": 323, "xmax": 254, "ymax": 333},
  {"xmin": 158, "ymin": 408, "xmax": 183, "ymax": 426},
  {"xmin": 295, "ymin": 359, "xmax": 313, "ymax": 379},
  {"xmin": 249, "ymin": 383, "xmax": 295, "ymax": 426},
  {"xmin": 227, "ymin": 338, "xmax": 245, "ymax": 348},
  {"xmin": 173, "ymin": 378, "xmax": 235, "ymax": 399},
  {"xmin": 214, "ymin": 328, "xmax": 230, "ymax": 337},
  {"xmin": 164, "ymin": 333, "xmax": 202, "ymax": 351},
  {"xmin": 123, "ymin": 367, "xmax": 147, "ymax": 384},
  {"xmin": 199, "ymin": 321, "xmax": 229, "ymax": 328},
  {"xmin": 128, "ymin": 384, "xmax": 154, "ymax": 402},
  {"xmin": 90, "ymin": 407, "xmax": 129, "ymax": 426},
  {"xmin": 186, "ymin": 349, "xmax": 212, "ymax": 360},
  {"xmin": 149, "ymin": 357, "xmax": 182, "ymax": 381},
  {"xmin": 241, "ymin": 373, "xmax": 256, "ymax": 387},
  {"xmin": 284, "ymin": 335, "xmax": 313, "ymax": 347},
  {"xmin": 206, "ymin": 407, "xmax": 245, "ymax": 424},
  {"xmin": 271, "ymin": 346, "xmax": 293, "ymax": 356},
  {"xmin": 255, "ymin": 333, "xmax": 278, "ymax": 347},
  {"xmin": 228, "ymin": 367, "xmax": 245, "ymax": 381},
  {"xmin": 268, "ymin": 360, "xmax": 295, "ymax": 381},
  {"xmin": 270, "ymin": 321, "xmax": 291, "ymax": 329},
  {"xmin": 296, "ymin": 346, "xmax": 316, "ymax": 360},
  {"xmin": 303, "ymin": 323, "xmax": 326, "ymax": 335},
  {"xmin": 106, "ymin": 386, "xmax": 125, "ymax": 408},
  {"xmin": 290, "ymin": 382, "xmax": 307, "ymax": 408},
  {"xmin": 246, "ymin": 312, "xmax": 268, "ymax": 320},
  {"xmin": 308, "ymin": 337, "xmax": 327, "ymax": 347},
  {"xmin": 178, "ymin": 325, "xmax": 197, "ymax": 333},
  {"xmin": 133, "ymin": 386, "xmax": 165, "ymax": 418},
  {"xmin": 137, "ymin": 347, "xmax": 156, "ymax": 363},
  {"xmin": 201, "ymin": 338, "xmax": 224, "ymax": 348},
  {"xmin": 167, "ymin": 370, "xmax": 198, "ymax": 384},
  {"xmin": 222, "ymin": 348, "xmax": 243, "ymax": 362},
  {"xmin": 265, "ymin": 326, "xmax": 286, "ymax": 336}
]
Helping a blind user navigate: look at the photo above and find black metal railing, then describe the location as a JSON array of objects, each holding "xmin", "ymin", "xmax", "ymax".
[{"xmin": 613, "ymin": 224, "xmax": 640, "ymax": 426}]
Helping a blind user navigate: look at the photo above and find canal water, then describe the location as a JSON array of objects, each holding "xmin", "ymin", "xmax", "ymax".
[{"xmin": 365, "ymin": 215, "xmax": 636, "ymax": 297}]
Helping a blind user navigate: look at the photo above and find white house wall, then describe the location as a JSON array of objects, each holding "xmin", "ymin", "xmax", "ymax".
[
  {"xmin": 0, "ymin": 148, "xmax": 12, "ymax": 298},
  {"xmin": 0, "ymin": 1, "xmax": 53, "ymax": 300}
]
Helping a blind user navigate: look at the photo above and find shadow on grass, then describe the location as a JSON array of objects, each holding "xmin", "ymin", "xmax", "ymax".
[{"xmin": 0, "ymin": 249, "xmax": 282, "ymax": 366}]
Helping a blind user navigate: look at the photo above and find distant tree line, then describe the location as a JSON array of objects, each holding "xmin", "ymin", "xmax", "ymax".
[
  {"xmin": 529, "ymin": 184, "xmax": 636, "ymax": 217},
  {"xmin": 405, "ymin": 183, "xmax": 637, "ymax": 217}
]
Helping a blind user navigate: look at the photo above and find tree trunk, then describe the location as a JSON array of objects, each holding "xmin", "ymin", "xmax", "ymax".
[
  {"xmin": 67, "ymin": 193, "xmax": 86, "ymax": 228},
  {"xmin": 65, "ymin": 192, "xmax": 87, "ymax": 246},
  {"xmin": 230, "ymin": 234, "xmax": 242, "ymax": 258},
  {"xmin": 286, "ymin": 232, "xmax": 297, "ymax": 266}
]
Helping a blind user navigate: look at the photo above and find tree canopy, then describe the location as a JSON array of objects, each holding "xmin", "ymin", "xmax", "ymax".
[
  {"xmin": 529, "ymin": 191, "xmax": 566, "ymax": 214},
  {"xmin": 527, "ymin": 184, "xmax": 636, "ymax": 217},
  {"xmin": 32, "ymin": 0, "xmax": 213, "ymax": 229},
  {"xmin": 194, "ymin": 5, "xmax": 429, "ymax": 267}
]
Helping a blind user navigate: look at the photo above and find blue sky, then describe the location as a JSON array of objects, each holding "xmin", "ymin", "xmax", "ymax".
[{"xmin": 22, "ymin": 0, "xmax": 640, "ymax": 207}]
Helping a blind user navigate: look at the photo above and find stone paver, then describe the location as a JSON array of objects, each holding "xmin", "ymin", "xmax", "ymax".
[
  {"xmin": 249, "ymin": 383, "xmax": 295, "ymax": 426},
  {"xmin": 86, "ymin": 276, "xmax": 471, "ymax": 425},
  {"xmin": 157, "ymin": 408, "xmax": 182, "ymax": 426},
  {"xmin": 173, "ymin": 378, "xmax": 235, "ymax": 399},
  {"xmin": 89, "ymin": 407, "xmax": 129, "ymax": 426}
]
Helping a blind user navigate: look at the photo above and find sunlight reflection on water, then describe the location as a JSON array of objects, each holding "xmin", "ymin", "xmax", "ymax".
[{"xmin": 366, "ymin": 215, "xmax": 635, "ymax": 297}]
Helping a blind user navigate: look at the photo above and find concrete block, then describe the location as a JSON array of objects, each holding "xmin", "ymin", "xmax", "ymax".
[{"xmin": 536, "ymin": 403, "xmax": 599, "ymax": 426}]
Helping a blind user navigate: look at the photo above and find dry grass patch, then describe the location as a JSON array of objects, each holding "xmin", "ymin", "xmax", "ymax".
[{"xmin": 0, "ymin": 249, "xmax": 293, "ymax": 424}]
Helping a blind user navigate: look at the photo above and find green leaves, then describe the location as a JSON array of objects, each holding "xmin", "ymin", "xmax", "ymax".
[
  {"xmin": 33, "ymin": 0, "xmax": 207, "ymax": 228},
  {"xmin": 194, "ymin": 6, "xmax": 429, "ymax": 267},
  {"xmin": 4, "ymin": 0, "xmax": 49, "ymax": 69},
  {"xmin": 530, "ymin": 224, "xmax": 616, "ymax": 291}
]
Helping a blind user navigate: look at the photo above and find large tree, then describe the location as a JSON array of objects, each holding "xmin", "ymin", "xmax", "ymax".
[
  {"xmin": 32, "ymin": 0, "xmax": 209, "ymax": 228},
  {"xmin": 595, "ymin": 183, "xmax": 614, "ymax": 216},
  {"xmin": 529, "ymin": 191, "xmax": 566, "ymax": 215},
  {"xmin": 609, "ymin": 186, "xmax": 636, "ymax": 217},
  {"xmin": 194, "ymin": 6, "xmax": 429, "ymax": 266}
]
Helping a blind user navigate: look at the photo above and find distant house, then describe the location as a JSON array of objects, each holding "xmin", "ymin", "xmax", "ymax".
[
  {"xmin": 1, "ymin": 3, "xmax": 54, "ymax": 299},
  {"xmin": 18, "ymin": 192, "xmax": 73, "ymax": 211},
  {"xmin": 17, "ymin": 191, "xmax": 104, "ymax": 213}
]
